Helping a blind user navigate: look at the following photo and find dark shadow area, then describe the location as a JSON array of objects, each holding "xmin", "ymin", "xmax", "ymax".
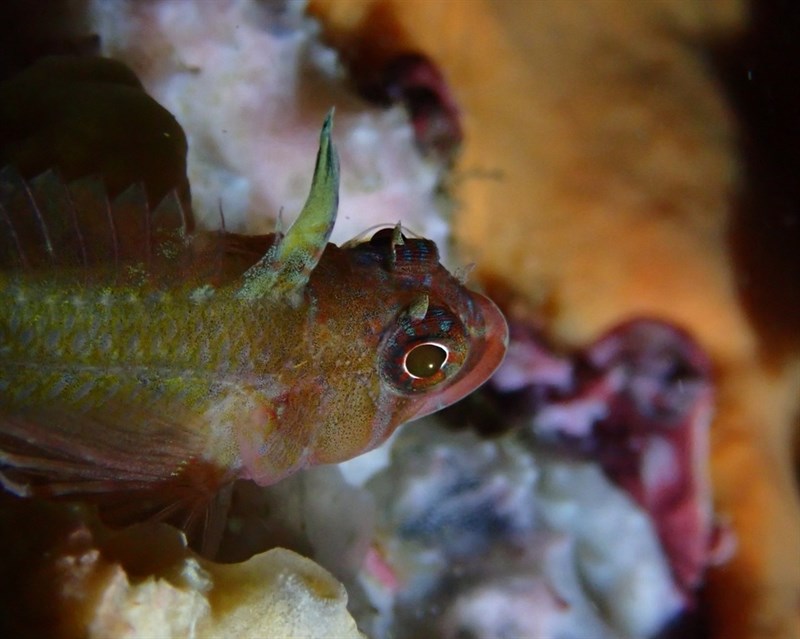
[
  {"xmin": 0, "ymin": 1, "xmax": 191, "ymax": 208},
  {"xmin": 0, "ymin": 0, "xmax": 94, "ymax": 80},
  {"xmin": 713, "ymin": 0, "xmax": 800, "ymax": 535},
  {"xmin": 715, "ymin": 0, "xmax": 800, "ymax": 366}
]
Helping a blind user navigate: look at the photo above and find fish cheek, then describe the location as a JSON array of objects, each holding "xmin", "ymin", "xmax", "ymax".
[{"xmin": 308, "ymin": 380, "xmax": 393, "ymax": 465}]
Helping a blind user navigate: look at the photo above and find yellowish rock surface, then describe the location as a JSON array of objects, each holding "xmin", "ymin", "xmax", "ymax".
[{"xmin": 0, "ymin": 498, "xmax": 363, "ymax": 639}]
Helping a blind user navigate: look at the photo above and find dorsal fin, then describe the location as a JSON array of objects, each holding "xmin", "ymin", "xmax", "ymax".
[
  {"xmin": 237, "ymin": 110, "xmax": 339, "ymax": 302},
  {"xmin": 0, "ymin": 166, "xmax": 192, "ymax": 275}
]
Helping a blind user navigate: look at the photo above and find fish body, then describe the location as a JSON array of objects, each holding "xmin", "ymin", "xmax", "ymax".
[{"xmin": 0, "ymin": 115, "xmax": 507, "ymax": 542}]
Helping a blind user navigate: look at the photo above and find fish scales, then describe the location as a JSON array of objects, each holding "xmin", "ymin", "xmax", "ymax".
[{"xmin": 0, "ymin": 278, "xmax": 298, "ymax": 407}]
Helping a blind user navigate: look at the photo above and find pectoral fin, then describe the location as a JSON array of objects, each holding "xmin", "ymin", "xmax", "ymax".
[
  {"xmin": 0, "ymin": 408, "xmax": 230, "ymax": 556},
  {"xmin": 238, "ymin": 110, "xmax": 339, "ymax": 301}
]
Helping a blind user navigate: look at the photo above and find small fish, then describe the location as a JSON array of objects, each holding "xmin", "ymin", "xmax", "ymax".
[{"xmin": 0, "ymin": 113, "xmax": 507, "ymax": 552}]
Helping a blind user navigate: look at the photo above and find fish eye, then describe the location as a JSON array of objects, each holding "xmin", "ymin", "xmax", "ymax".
[
  {"xmin": 404, "ymin": 342, "xmax": 449, "ymax": 379},
  {"xmin": 380, "ymin": 304, "xmax": 468, "ymax": 394}
]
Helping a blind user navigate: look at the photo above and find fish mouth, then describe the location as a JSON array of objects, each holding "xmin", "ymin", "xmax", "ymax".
[{"xmin": 407, "ymin": 292, "xmax": 509, "ymax": 421}]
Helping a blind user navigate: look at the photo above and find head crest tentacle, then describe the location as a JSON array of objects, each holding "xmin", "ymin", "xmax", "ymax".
[
  {"xmin": 238, "ymin": 109, "xmax": 340, "ymax": 301},
  {"xmin": 405, "ymin": 294, "xmax": 429, "ymax": 321}
]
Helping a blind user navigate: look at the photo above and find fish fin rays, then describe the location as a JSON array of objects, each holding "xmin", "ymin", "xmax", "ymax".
[
  {"xmin": 88, "ymin": 471, "xmax": 233, "ymax": 558},
  {"xmin": 0, "ymin": 408, "xmax": 209, "ymax": 488},
  {"xmin": 238, "ymin": 110, "xmax": 339, "ymax": 302},
  {"xmin": 0, "ymin": 166, "xmax": 193, "ymax": 276},
  {"xmin": 0, "ymin": 409, "xmax": 231, "ymax": 556}
]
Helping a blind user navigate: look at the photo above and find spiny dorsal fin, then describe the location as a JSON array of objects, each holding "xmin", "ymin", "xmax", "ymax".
[
  {"xmin": 238, "ymin": 110, "xmax": 339, "ymax": 302},
  {"xmin": 0, "ymin": 166, "xmax": 191, "ymax": 274}
]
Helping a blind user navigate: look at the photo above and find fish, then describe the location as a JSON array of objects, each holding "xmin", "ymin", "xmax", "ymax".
[{"xmin": 0, "ymin": 112, "xmax": 508, "ymax": 552}]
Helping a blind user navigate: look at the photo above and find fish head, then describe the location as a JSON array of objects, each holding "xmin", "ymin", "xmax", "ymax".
[
  {"xmin": 235, "ymin": 114, "xmax": 506, "ymax": 479},
  {"xmin": 294, "ymin": 225, "xmax": 508, "ymax": 467}
]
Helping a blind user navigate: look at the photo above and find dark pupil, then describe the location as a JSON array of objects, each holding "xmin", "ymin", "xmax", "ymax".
[{"xmin": 405, "ymin": 343, "xmax": 447, "ymax": 378}]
